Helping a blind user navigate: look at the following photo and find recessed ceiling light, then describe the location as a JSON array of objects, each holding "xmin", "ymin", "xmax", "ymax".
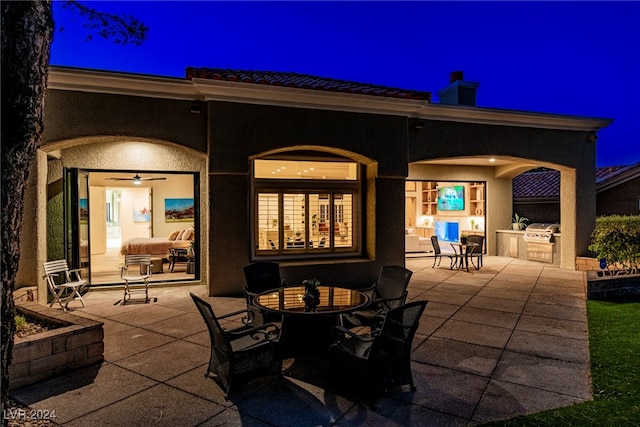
[{"xmin": 489, "ymin": 158, "xmax": 496, "ymax": 163}]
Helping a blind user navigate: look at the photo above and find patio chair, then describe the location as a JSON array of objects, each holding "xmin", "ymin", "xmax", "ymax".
[
  {"xmin": 431, "ymin": 235, "xmax": 458, "ymax": 269},
  {"xmin": 120, "ymin": 254, "xmax": 155, "ymax": 304},
  {"xmin": 329, "ymin": 300, "xmax": 428, "ymax": 393},
  {"xmin": 243, "ymin": 262, "xmax": 285, "ymax": 325},
  {"xmin": 190, "ymin": 293, "xmax": 282, "ymax": 398},
  {"xmin": 43, "ymin": 259, "xmax": 88, "ymax": 311},
  {"xmin": 342, "ymin": 265, "xmax": 412, "ymax": 328},
  {"xmin": 467, "ymin": 235, "xmax": 484, "ymax": 269}
]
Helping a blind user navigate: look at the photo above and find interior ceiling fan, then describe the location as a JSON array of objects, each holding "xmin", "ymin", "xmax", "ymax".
[{"xmin": 106, "ymin": 174, "xmax": 166, "ymax": 185}]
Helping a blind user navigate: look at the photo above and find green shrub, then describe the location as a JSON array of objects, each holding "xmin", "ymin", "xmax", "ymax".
[
  {"xmin": 589, "ymin": 215, "xmax": 640, "ymax": 274},
  {"xmin": 15, "ymin": 314, "xmax": 27, "ymax": 332}
]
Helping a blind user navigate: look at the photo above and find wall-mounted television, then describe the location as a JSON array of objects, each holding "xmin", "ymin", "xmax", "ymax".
[
  {"xmin": 437, "ymin": 185, "xmax": 465, "ymax": 211},
  {"xmin": 435, "ymin": 221, "xmax": 460, "ymax": 243}
]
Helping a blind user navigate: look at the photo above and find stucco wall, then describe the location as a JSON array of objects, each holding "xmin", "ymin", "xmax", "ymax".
[
  {"xmin": 513, "ymin": 200, "xmax": 561, "ymax": 224},
  {"xmin": 21, "ymin": 139, "xmax": 208, "ymax": 303},
  {"xmin": 207, "ymin": 102, "xmax": 408, "ymax": 295},
  {"xmin": 408, "ymin": 119, "xmax": 597, "ymax": 267},
  {"xmin": 42, "ymin": 90, "xmax": 207, "ymax": 153},
  {"xmin": 23, "ymin": 88, "xmax": 210, "ymax": 297},
  {"xmin": 597, "ymin": 177, "xmax": 640, "ymax": 216}
]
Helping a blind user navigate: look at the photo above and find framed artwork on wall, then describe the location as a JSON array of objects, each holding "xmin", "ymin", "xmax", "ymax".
[
  {"xmin": 133, "ymin": 200, "xmax": 151, "ymax": 223},
  {"xmin": 80, "ymin": 198, "xmax": 89, "ymax": 224},
  {"xmin": 165, "ymin": 198, "xmax": 194, "ymax": 222}
]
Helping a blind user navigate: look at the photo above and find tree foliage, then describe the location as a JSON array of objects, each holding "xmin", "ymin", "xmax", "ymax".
[
  {"xmin": 589, "ymin": 215, "xmax": 640, "ymax": 274},
  {"xmin": 60, "ymin": 0, "xmax": 148, "ymax": 45}
]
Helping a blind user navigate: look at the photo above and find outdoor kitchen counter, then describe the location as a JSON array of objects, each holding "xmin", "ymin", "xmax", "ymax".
[{"xmin": 495, "ymin": 229, "xmax": 561, "ymax": 266}]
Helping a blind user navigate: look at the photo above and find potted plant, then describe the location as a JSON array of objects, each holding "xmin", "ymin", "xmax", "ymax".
[
  {"xmin": 302, "ymin": 278, "xmax": 321, "ymax": 312},
  {"xmin": 460, "ymin": 233, "xmax": 468, "ymax": 244},
  {"xmin": 512, "ymin": 213, "xmax": 529, "ymax": 231}
]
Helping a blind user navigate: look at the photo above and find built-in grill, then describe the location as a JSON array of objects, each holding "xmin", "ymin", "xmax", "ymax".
[{"xmin": 523, "ymin": 223, "xmax": 560, "ymax": 263}]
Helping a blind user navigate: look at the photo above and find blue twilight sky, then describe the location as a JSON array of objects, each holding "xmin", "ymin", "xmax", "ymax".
[{"xmin": 50, "ymin": 1, "xmax": 640, "ymax": 167}]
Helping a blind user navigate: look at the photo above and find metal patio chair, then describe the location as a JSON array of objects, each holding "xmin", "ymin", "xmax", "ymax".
[
  {"xmin": 43, "ymin": 259, "xmax": 88, "ymax": 311},
  {"xmin": 329, "ymin": 300, "xmax": 428, "ymax": 392},
  {"xmin": 467, "ymin": 235, "xmax": 485, "ymax": 269},
  {"xmin": 190, "ymin": 293, "xmax": 282, "ymax": 398},
  {"xmin": 120, "ymin": 254, "xmax": 155, "ymax": 304},
  {"xmin": 431, "ymin": 235, "xmax": 458, "ymax": 269}
]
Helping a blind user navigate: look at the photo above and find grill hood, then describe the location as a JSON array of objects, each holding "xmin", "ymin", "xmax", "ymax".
[{"xmin": 525, "ymin": 223, "xmax": 560, "ymax": 233}]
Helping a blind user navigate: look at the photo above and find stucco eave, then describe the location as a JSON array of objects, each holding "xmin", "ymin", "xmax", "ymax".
[
  {"xmin": 413, "ymin": 103, "xmax": 613, "ymax": 132},
  {"xmin": 48, "ymin": 66, "xmax": 613, "ymax": 132},
  {"xmin": 190, "ymin": 78, "xmax": 429, "ymax": 116},
  {"xmin": 596, "ymin": 166, "xmax": 640, "ymax": 193},
  {"xmin": 48, "ymin": 67, "xmax": 201, "ymax": 101}
]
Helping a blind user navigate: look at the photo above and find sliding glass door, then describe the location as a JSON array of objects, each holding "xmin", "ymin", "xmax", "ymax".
[{"xmin": 63, "ymin": 168, "xmax": 91, "ymax": 280}]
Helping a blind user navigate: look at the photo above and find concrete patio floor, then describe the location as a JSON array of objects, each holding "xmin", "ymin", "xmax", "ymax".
[{"xmin": 10, "ymin": 256, "xmax": 591, "ymax": 426}]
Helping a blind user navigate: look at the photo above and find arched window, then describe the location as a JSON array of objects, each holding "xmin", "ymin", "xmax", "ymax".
[{"xmin": 252, "ymin": 155, "xmax": 361, "ymax": 258}]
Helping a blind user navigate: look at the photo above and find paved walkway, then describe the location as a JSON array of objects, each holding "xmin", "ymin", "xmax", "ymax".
[{"xmin": 10, "ymin": 256, "xmax": 591, "ymax": 426}]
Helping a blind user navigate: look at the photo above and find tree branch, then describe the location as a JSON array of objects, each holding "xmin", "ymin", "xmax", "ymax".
[{"xmin": 62, "ymin": 0, "xmax": 148, "ymax": 46}]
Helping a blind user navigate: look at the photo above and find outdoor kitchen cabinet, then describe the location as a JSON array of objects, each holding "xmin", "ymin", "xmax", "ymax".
[{"xmin": 495, "ymin": 229, "xmax": 561, "ymax": 267}]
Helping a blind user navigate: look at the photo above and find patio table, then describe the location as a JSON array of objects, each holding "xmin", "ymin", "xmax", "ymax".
[{"xmin": 255, "ymin": 285, "xmax": 370, "ymax": 358}]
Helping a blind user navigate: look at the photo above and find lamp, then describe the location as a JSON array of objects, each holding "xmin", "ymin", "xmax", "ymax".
[
  {"xmin": 412, "ymin": 120, "xmax": 425, "ymax": 130},
  {"xmin": 190, "ymin": 102, "xmax": 202, "ymax": 114}
]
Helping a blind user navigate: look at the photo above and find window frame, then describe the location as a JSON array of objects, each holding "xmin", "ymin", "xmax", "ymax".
[{"xmin": 251, "ymin": 158, "xmax": 362, "ymax": 260}]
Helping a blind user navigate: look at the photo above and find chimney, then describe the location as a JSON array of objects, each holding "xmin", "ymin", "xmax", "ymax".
[{"xmin": 437, "ymin": 71, "xmax": 479, "ymax": 106}]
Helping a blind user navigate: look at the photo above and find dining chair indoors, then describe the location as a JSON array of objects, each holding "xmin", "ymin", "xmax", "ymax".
[
  {"xmin": 43, "ymin": 259, "xmax": 88, "ymax": 311},
  {"xmin": 120, "ymin": 254, "xmax": 155, "ymax": 304},
  {"xmin": 329, "ymin": 300, "xmax": 428, "ymax": 393},
  {"xmin": 190, "ymin": 293, "xmax": 282, "ymax": 398}
]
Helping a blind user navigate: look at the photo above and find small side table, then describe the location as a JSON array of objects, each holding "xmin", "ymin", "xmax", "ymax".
[
  {"xmin": 149, "ymin": 257, "xmax": 164, "ymax": 274},
  {"xmin": 169, "ymin": 248, "xmax": 189, "ymax": 273}
]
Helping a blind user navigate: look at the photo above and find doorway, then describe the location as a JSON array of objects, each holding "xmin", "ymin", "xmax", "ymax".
[{"xmin": 70, "ymin": 171, "xmax": 200, "ymax": 285}]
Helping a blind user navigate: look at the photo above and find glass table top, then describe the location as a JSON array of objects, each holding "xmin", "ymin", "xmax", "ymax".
[{"xmin": 255, "ymin": 285, "xmax": 370, "ymax": 314}]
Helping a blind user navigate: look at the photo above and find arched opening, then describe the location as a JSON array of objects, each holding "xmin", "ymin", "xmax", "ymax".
[
  {"xmin": 250, "ymin": 148, "xmax": 375, "ymax": 261},
  {"xmin": 406, "ymin": 156, "xmax": 579, "ymax": 269},
  {"xmin": 24, "ymin": 137, "xmax": 208, "ymax": 303}
]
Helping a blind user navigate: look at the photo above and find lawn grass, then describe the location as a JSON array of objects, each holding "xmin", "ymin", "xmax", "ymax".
[{"xmin": 485, "ymin": 299, "xmax": 640, "ymax": 426}]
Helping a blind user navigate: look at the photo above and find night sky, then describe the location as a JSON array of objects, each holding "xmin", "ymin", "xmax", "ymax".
[{"xmin": 50, "ymin": 1, "xmax": 640, "ymax": 167}]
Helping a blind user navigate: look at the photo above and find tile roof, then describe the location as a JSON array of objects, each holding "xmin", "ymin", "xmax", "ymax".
[
  {"xmin": 513, "ymin": 170, "xmax": 560, "ymax": 199},
  {"xmin": 186, "ymin": 67, "xmax": 432, "ymax": 101},
  {"xmin": 514, "ymin": 163, "xmax": 640, "ymax": 199},
  {"xmin": 595, "ymin": 164, "xmax": 634, "ymax": 183}
]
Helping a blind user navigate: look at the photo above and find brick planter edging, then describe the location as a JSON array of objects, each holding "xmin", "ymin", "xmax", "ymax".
[{"xmin": 10, "ymin": 303, "xmax": 104, "ymax": 391}]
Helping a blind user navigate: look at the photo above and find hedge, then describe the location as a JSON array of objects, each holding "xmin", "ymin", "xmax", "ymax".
[{"xmin": 589, "ymin": 215, "xmax": 640, "ymax": 274}]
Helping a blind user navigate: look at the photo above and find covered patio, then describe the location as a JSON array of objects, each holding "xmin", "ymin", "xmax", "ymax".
[{"xmin": 11, "ymin": 256, "xmax": 590, "ymax": 426}]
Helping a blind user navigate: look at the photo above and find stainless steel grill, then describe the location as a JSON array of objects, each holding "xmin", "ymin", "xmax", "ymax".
[{"xmin": 523, "ymin": 223, "xmax": 559, "ymax": 262}]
